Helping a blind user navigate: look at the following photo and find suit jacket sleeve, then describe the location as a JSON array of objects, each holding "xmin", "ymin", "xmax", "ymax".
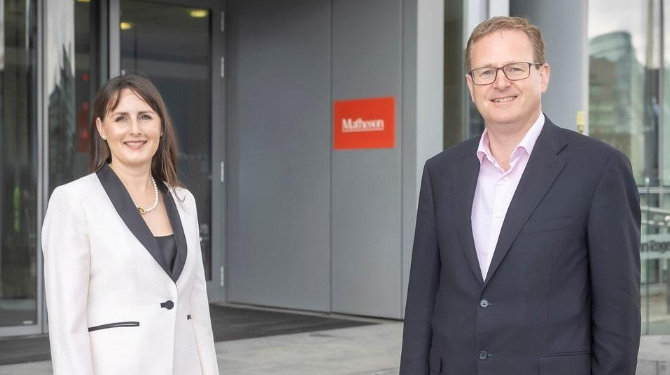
[
  {"xmin": 587, "ymin": 151, "xmax": 641, "ymax": 375},
  {"xmin": 186, "ymin": 191, "xmax": 220, "ymax": 375},
  {"xmin": 42, "ymin": 186, "xmax": 94, "ymax": 375},
  {"xmin": 400, "ymin": 162, "xmax": 441, "ymax": 375}
]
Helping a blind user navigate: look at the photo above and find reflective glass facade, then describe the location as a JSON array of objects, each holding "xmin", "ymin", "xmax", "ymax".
[
  {"xmin": 0, "ymin": 0, "xmax": 39, "ymax": 330},
  {"xmin": 0, "ymin": 0, "xmax": 668, "ymax": 340},
  {"xmin": 589, "ymin": 0, "xmax": 670, "ymax": 334},
  {"xmin": 120, "ymin": 0, "xmax": 213, "ymax": 280},
  {"xmin": 0, "ymin": 0, "xmax": 220, "ymax": 338}
]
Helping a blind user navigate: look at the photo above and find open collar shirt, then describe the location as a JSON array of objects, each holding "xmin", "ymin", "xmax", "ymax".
[{"xmin": 471, "ymin": 112, "xmax": 545, "ymax": 280}]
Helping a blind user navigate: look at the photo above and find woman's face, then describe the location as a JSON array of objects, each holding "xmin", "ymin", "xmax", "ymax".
[{"xmin": 96, "ymin": 88, "xmax": 162, "ymax": 171}]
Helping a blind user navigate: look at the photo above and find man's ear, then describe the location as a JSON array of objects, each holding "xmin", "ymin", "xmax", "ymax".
[{"xmin": 539, "ymin": 63, "xmax": 550, "ymax": 93}]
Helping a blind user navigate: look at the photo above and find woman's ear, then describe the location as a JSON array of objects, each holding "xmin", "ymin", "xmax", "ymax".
[{"xmin": 95, "ymin": 118, "xmax": 106, "ymax": 140}]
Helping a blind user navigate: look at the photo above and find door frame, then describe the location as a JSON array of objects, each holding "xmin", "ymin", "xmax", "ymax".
[
  {"xmin": 0, "ymin": 0, "xmax": 45, "ymax": 339},
  {"xmin": 109, "ymin": 0, "xmax": 226, "ymax": 302}
]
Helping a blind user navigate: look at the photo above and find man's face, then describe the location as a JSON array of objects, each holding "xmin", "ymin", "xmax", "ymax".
[{"xmin": 466, "ymin": 30, "xmax": 550, "ymax": 130}]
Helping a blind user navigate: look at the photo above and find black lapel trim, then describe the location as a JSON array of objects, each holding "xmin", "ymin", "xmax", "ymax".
[
  {"xmin": 483, "ymin": 119, "xmax": 568, "ymax": 285},
  {"xmin": 96, "ymin": 164, "xmax": 172, "ymax": 280},
  {"xmin": 157, "ymin": 182, "xmax": 188, "ymax": 282},
  {"xmin": 450, "ymin": 139, "xmax": 485, "ymax": 285}
]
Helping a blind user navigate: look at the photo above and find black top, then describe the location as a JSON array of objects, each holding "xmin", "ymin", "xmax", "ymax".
[
  {"xmin": 155, "ymin": 235, "xmax": 178, "ymax": 272},
  {"xmin": 96, "ymin": 164, "xmax": 188, "ymax": 282}
]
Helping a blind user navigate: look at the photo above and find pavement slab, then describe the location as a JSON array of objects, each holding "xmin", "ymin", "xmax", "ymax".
[{"xmin": 0, "ymin": 322, "xmax": 667, "ymax": 374}]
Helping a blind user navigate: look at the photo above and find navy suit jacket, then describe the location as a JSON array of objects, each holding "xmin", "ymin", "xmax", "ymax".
[{"xmin": 400, "ymin": 118, "xmax": 641, "ymax": 375}]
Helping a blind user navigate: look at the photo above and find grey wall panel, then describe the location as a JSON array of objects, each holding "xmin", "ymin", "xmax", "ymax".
[
  {"xmin": 226, "ymin": 0, "xmax": 332, "ymax": 311},
  {"xmin": 401, "ymin": 0, "xmax": 444, "ymax": 318},
  {"xmin": 511, "ymin": 0, "xmax": 587, "ymax": 131},
  {"xmin": 331, "ymin": 0, "xmax": 403, "ymax": 318},
  {"xmin": 401, "ymin": 0, "xmax": 418, "ymax": 318}
]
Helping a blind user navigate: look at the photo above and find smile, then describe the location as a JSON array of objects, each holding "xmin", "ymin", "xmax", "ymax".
[
  {"xmin": 491, "ymin": 96, "xmax": 516, "ymax": 103},
  {"xmin": 124, "ymin": 140, "xmax": 147, "ymax": 150}
]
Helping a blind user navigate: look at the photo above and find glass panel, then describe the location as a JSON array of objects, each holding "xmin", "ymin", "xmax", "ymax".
[
  {"xmin": 443, "ymin": 0, "xmax": 464, "ymax": 148},
  {"xmin": 73, "ymin": 0, "xmax": 101, "ymax": 175},
  {"xmin": 48, "ymin": 0, "xmax": 99, "ymax": 192},
  {"xmin": 660, "ymin": 0, "xmax": 670, "ymax": 335},
  {"xmin": 590, "ymin": 0, "xmax": 670, "ymax": 334},
  {"xmin": 120, "ymin": 0, "xmax": 213, "ymax": 280},
  {"xmin": 640, "ymin": 189, "xmax": 670, "ymax": 334},
  {"xmin": 0, "ymin": 0, "xmax": 39, "ymax": 327},
  {"xmin": 47, "ymin": 0, "xmax": 77, "ymax": 192},
  {"xmin": 664, "ymin": 1, "xmax": 670, "ymax": 187},
  {"xmin": 588, "ymin": 0, "xmax": 656, "ymax": 184}
]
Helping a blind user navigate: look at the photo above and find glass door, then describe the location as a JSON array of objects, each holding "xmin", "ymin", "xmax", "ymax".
[
  {"xmin": 0, "ymin": 0, "xmax": 41, "ymax": 337},
  {"xmin": 117, "ymin": 0, "xmax": 225, "ymax": 300}
]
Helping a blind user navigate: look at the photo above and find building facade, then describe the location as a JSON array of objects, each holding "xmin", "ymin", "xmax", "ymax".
[{"xmin": 0, "ymin": 0, "xmax": 667, "ymax": 339}]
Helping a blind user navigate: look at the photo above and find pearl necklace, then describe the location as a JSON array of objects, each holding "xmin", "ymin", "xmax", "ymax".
[{"xmin": 137, "ymin": 176, "xmax": 159, "ymax": 215}]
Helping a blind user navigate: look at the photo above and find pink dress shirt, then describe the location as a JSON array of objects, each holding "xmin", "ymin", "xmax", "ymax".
[{"xmin": 471, "ymin": 113, "xmax": 545, "ymax": 280}]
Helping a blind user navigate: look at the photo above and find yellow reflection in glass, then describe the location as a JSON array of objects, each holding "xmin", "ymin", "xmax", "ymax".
[
  {"xmin": 189, "ymin": 9, "xmax": 208, "ymax": 18},
  {"xmin": 120, "ymin": 22, "xmax": 133, "ymax": 30}
]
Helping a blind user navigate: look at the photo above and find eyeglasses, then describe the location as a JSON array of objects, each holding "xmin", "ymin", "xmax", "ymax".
[{"xmin": 469, "ymin": 62, "xmax": 543, "ymax": 85}]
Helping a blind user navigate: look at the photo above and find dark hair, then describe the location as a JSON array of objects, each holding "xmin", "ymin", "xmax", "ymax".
[
  {"xmin": 89, "ymin": 74, "xmax": 181, "ymax": 188},
  {"xmin": 465, "ymin": 16, "xmax": 546, "ymax": 71}
]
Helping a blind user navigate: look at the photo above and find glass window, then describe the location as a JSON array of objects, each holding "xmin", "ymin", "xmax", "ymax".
[
  {"xmin": 588, "ymin": 0, "xmax": 656, "ymax": 184},
  {"xmin": 48, "ymin": 0, "xmax": 101, "ymax": 192},
  {"xmin": 73, "ymin": 0, "xmax": 102, "ymax": 174},
  {"xmin": 120, "ymin": 0, "xmax": 213, "ymax": 280},
  {"xmin": 589, "ymin": 0, "xmax": 670, "ymax": 334},
  {"xmin": 444, "ymin": 0, "xmax": 466, "ymax": 148},
  {"xmin": 0, "ymin": 0, "xmax": 39, "ymax": 328},
  {"xmin": 47, "ymin": 0, "xmax": 77, "ymax": 192}
]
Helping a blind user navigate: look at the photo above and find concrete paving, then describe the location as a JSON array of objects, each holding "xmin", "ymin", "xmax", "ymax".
[
  {"xmin": 0, "ymin": 322, "xmax": 667, "ymax": 375},
  {"xmin": 218, "ymin": 323, "xmax": 401, "ymax": 375},
  {"xmin": 638, "ymin": 335, "xmax": 670, "ymax": 375},
  {"xmin": 0, "ymin": 323, "xmax": 402, "ymax": 375}
]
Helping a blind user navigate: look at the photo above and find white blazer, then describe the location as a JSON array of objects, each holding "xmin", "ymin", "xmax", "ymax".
[{"xmin": 42, "ymin": 165, "xmax": 219, "ymax": 375}]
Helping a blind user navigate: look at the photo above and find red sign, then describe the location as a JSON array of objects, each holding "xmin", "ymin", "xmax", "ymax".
[{"xmin": 333, "ymin": 96, "xmax": 395, "ymax": 150}]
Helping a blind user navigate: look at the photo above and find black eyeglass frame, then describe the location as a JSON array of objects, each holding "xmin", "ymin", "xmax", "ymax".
[{"xmin": 468, "ymin": 62, "xmax": 544, "ymax": 86}]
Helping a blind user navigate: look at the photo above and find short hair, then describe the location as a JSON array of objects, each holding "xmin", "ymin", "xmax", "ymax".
[
  {"xmin": 465, "ymin": 16, "xmax": 546, "ymax": 71},
  {"xmin": 89, "ymin": 74, "xmax": 181, "ymax": 188}
]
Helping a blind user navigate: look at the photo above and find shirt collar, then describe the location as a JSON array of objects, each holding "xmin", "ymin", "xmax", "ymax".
[{"xmin": 476, "ymin": 112, "xmax": 546, "ymax": 165}]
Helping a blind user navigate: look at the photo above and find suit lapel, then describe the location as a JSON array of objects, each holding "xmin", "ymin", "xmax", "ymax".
[
  {"xmin": 96, "ymin": 164, "xmax": 172, "ymax": 280},
  {"xmin": 450, "ymin": 140, "xmax": 484, "ymax": 285},
  {"xmin": 483, "ymin": 120, "xmax": 568, "ymax": 285},
  {"xmin": 158, "ymin": 183, "xmax": 188, "ymax": 282}
]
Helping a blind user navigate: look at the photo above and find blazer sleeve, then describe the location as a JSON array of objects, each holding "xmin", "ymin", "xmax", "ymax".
[
  {"xmin": 186, "ymin": 192, "xmax": 220, "ymax": 375},
  {"xmin": 41, "ymin": 186, "xmax": 94, "ymax": 375},
  {"xmin": 399, "ymin": 162, "xmax": 441, "ymax": 375},
  {"xmin": 587, "ymin": 151, "xmax": 641, "ymax": 375}
]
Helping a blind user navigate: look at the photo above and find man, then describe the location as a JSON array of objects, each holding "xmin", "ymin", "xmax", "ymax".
[{"xmin": 400, "ymin": 17, "xmax": 640, "ymax": 375}]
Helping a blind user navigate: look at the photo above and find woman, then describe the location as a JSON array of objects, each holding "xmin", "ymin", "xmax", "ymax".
[{"xmin": 42, "ymin": 74, "xmax": 219, "ymax": 375}]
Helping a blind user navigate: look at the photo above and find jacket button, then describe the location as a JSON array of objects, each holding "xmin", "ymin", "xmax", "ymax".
[
  {"xmin": 161, "ymin": 300, "xmax": 175, "ymax": 310},
  {"xmin": 479, "ymin": 350, "xmax": 489, "ymax": 360},
  {"xmin": 479, "ymin": 299, "xmax": 489, "ymax": 308}
]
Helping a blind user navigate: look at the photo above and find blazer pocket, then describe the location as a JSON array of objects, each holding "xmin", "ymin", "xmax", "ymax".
[
  {"xmin": 88, "ymin": 321, "xmax": 140, "ymax": 332},
  {"xmin": 520, "ymin": 216, "xmax": 578, "ymax": 235},
  {"xmin": 429, "ymin": 347, "xmax": 442, "ymax": 374},
  {"xmin": 538, "ymin": 351, "xmax": 590, "ymax": 375}
]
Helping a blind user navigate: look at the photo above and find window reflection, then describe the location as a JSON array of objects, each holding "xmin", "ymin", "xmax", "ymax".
[
  {"xmin": 589, "ymin": 32, "xmax": 648, "ymax": 182},
  {"xmin": 47, "ymin": 0, "xmax": 76, "ymax": 192},
  {"xmin": 0, "ymin": 0, "xmax": 38, "ymax": 327},
  {"xmin": 120, "ymin": 0, "xmax": 213, "ymax": 280},
  {"xmin": 589, "ymin": 0, "xmax": 670, "ymax": 334},
  {"xmin": 49, "ymin": 0, "xmax": 99, "ymax": 192}
]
